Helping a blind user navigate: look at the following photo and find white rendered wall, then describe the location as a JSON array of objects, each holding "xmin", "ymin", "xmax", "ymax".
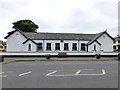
[
  {"xmin": 44, "ymin": 40, "xmax": 79, "ymax": 52},
  {"xmin": 88, "ymin": 41, "xmax": 101, "ymax": 52},
  {"xmin": 97, "ymin": 33, "xmax": 113, "ymax": 51},
  {"xmin": 6, "ymin": 32, "xmax": 113, "ymax": 52},
  {"xmin": 33, "ymin": 40, "xmax": 83, "ymax": 52},
  {"xmin": 33, "ymin": 40, "xmax": 89, "ymax": 52},
  {"xmin": 7, "ymin": 31, "xmax": 27, "ymax": 52},
  {"xmin": 23, "ymin": 40, "xmax": 37, "ymax": 52}
]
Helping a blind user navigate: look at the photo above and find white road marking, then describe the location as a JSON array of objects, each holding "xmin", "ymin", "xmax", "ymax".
[
  {"xmin": 0, "ymin": 72, "xmax": 4, "ymax": 75},
  {"xmin": 0, "ymin": 75, "xmax": 7, "ymax": 77},
  {"xmin": 47, "ymin": 74, "xmax": 75, "ymax": 76},
  {"xmin": 78, "ymin": 69, "xmax": 106, "ymax": 76},
  {"xmin": 102, "ymin": 69, "xmax": 106, "ymax": 75},
  {"xmin": 46, "ymin": 70, "xmax": 57, "ymax": 76},
  {"xmin": 19, "ymin": 71, "xmax": 32, "ymax": 77},
  {"xmin": 46, "ymin": 69, "xmax": 106, "ymax": 76},
  {"xmin": 0, "ymin": 72, "xmax": 7, "ymax": 77},
  {"xmin": 75, "ymin": 70, "xmax": 81, "ymax": 75}
]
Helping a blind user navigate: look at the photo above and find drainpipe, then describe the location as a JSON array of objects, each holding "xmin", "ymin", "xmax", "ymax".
[
  {"xmin": 43, "ymin": 40, "xmax": 45, "ymax": 52},
  {"xmin": 78, "ymin": 40, "xmax": 79, "ymax": 52}
]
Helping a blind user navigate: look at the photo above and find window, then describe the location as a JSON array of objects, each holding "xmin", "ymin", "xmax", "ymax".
[
  {"xmin": 64, "ymin": 43, "xmax": 69, "ymax": 50},
  {"xmin": 28, "ymin": 44, "xmax": 31, "ymax": 51},
  {"xmin": 46, "ymin": 43, "xmax": 51, "ymax": 51},
  {"xmin": 113, "ymin": 40, "xmax": 116, "ymax": 44},
  {"xmin": 61, "ymin": 40, "xmax": 63, "ymax": 42},
  {"xmin": 94, "ymin": 45, "xmax": 96, "ymax": 51},
  {"xmin": 81, "ymin": 43, "xmax": 86, "ymax": 51},
  {"xmin": 72, "ymin": 43, "xmax": 77, "ymax": 51},
  {"xmin": 5, "ymin": 46, "xmax": 6, "ymax": 49},
  {"xmin": 38, "ymin": 43, "xmax": 42, "ymax": 51},
  {"xmin": 55, "ymin": 43, "xmax": 60, "ymax": 50},
  {"xmin": 118, "ymin": 45, "xmax": 120, "ymax": 50},
  {"xmin": 113, "ymin": 46, "xmax": 116, "ymax": 50},
  {"xmin": 118, "ymin": 40, "xmax": 120, "ymax": 43},
  {"xmin": 0, "ymin": 46, "xmax": 3, "ymax": 48}
]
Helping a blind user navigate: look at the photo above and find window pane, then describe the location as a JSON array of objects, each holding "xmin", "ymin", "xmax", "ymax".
[
  {"xmin": 38, "ymin": 43, "xmax": 42, "ymax": 50},
  {"xmin": 113, "ymin": 46, "xmax": 116, "ymax": 49},
  {"xmin": 81, "ymin": 43, "xmax": 85, "ymax": 51},
  {"xmin": 46, "ymin": 43, "xmax": 51, "ymax": 50},
  {"xmin": 64, "ymin": 43, "xmax": 69, "ymax": 50},
  {"xmin": 118, "ymin": 45, "xmax": 120, "ymax": 50},
  {"xmin": 55, "ymin": 43, "xmax": 60, "ymax": 50},
  {"xmin": 72, "ymin": 43, "xmax": 77, "ymax": 51},
  {"xmin": 94, "ymin": 45, "xmax": 96, "ymax": 51},
  {"xmin": 0, "ymin": 46, "xmax": 3, "ymax": 48},
  {"xmin": 28, "ymin": 44, "xmax": 31, "ymax": 51}
]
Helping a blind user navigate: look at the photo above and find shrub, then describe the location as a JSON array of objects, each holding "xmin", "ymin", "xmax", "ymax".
[
  {"xmin": 118, "ymin": 54, "xmax": 120, "ymax": 60},
  {"xmin": 58, "ymin": 52, "xmax": 67, "ymax": 58}
]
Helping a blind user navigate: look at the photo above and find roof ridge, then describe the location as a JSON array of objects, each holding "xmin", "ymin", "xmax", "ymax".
[{"xmin": 24, "ymin": 32, "xmax": 97, "ymax": 35}]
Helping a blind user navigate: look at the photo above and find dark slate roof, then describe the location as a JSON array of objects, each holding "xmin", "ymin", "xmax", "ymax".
[
  {"xmin": 87, "ymin": 31, "xmax": 114, "ymax": 45},
  {"xmin": 4, "ymin": 29, "xmax": 114, "ymax": 45},
  {"xmin": 87, "ymin": 31, "xmax": 105, "ymax": 45},
  {"xmin": 114, "ymin": 36, "xmax": 120, "ymax": 41},
  {"xmin": 0, "ymin": 40, "xmax": 6, "ymax": 45},
  {"xmin": 24, "ymin": 32, "xmax": 96, "ymax": 41}
]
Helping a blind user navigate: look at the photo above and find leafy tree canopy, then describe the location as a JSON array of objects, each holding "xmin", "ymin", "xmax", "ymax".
[{"xmin": 12, "ymin": 19, "xmax": 39, "ymax": 32}]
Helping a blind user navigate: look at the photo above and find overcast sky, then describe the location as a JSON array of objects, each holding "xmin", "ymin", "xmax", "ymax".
[{"xmin": 0, "ymin": 0, "xmax": 119, "ymax": 41}]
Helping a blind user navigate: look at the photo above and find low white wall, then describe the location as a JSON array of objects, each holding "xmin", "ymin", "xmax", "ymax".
[{"xmin": 0, "ymin": 52, "xmax": 118, "ymax": 56}]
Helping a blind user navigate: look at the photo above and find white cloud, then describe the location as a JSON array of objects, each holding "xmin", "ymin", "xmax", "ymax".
[{"xmin": 0, "ymin": 0, "xmax": 119, "ymax": 41}]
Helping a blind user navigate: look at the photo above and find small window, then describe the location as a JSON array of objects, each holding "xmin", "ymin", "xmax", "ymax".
[
  {"xmin": 46, "ymin": 43, "xmax": 51, "ymax": 51},
  {"xmin": 118, "ymin": 46, "xmax": 120, "ymax": 50},
  {"xmin": 0, "ymin": 46, "xmax": 3, "ymax": 48},
  {"xmin": 55, "ymin": 43, "xmax": 60, "ymax": 50},
  {"xmin": 38, "ymin": 43, "xmax": 42, "ymax": 51},
  {"xmin": 103, "ymin": 36, "xmax": 105, "ymax": 38},
  {"xmin": 113, "ymin": 46, "xmax": 116, "ymax": 50},
  {"xmin": 81, "ymin": 43, "xmax": 85, "ymax": 51},
  {"xmin": 61, "ymin": 40, "xmax": 63, "ymax": 42},
  {"xmin": 113, "ymin": 40, "xmax": 116, "ymax": 44},
  {"xmin": 28, "ymin": 44, "xmax": 31, "ymax": 51},
  {"xmin": 64, "ymin": 43, "xmax": 69, "ymax": 50},
  {"xmin": 94, "ymin": 45, "xmax": 96, "ymax": 51},
  {"xmin": 72, "ymin": 43, "xmax": 77, "ymax": 51},
  {"xmin": 118, "ymin": 41, "xmax": 120, "ymax": 43},
  {"xmin": 16, "ymin": 33, "xmax": 19, "ymax": 36}
]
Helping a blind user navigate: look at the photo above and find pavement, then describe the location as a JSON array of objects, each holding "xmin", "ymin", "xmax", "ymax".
[{"xmin": 1, "ymin": 60, "xmax": 118, "ymax": 88}]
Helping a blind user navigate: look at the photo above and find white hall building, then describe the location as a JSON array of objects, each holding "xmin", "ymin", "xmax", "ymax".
[{"xmin": 5, "ymin": 29, "xmax": 114, "ymax": 53}]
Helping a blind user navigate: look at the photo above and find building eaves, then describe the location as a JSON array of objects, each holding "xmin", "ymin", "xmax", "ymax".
[
  {"xmin": 87, "ymin": 31, "xmax": 114, "ymax": 45},
  {"xmin": 23, "ymin": 39, "xmax": 37, "ymax": 45}
]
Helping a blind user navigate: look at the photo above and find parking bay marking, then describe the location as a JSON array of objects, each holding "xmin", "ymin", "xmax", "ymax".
[
  {"xmin": 46, "ymin": 69, "xmax": 106, "ymax": 76},
  {"xmin": 46, "ymin": 70, "xmax": 57, "ymax": 76},
  {"xmin": 19, "ymin": 71, "xmax": 32, "ymax": 77},
  {"xmin": 0, "ymin": 72, "xmax": 4, "ymax": 75},
  {"xmin": 0, "ymin": 72, "xmax": 7, "ymax": 77},
  {"xmin": 75, "ymin": 70, "xmax": 81, "ymax": 75}
]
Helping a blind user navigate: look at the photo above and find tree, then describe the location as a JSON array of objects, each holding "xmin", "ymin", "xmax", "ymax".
[{"xmin": 12, "ymin": 20, "xmax": 39, "ymax": 32}]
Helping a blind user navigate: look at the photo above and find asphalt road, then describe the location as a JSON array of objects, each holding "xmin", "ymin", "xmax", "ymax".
[{"xmin": 1, "ymin": 60, "xmax": 118, "ymax": 88}]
